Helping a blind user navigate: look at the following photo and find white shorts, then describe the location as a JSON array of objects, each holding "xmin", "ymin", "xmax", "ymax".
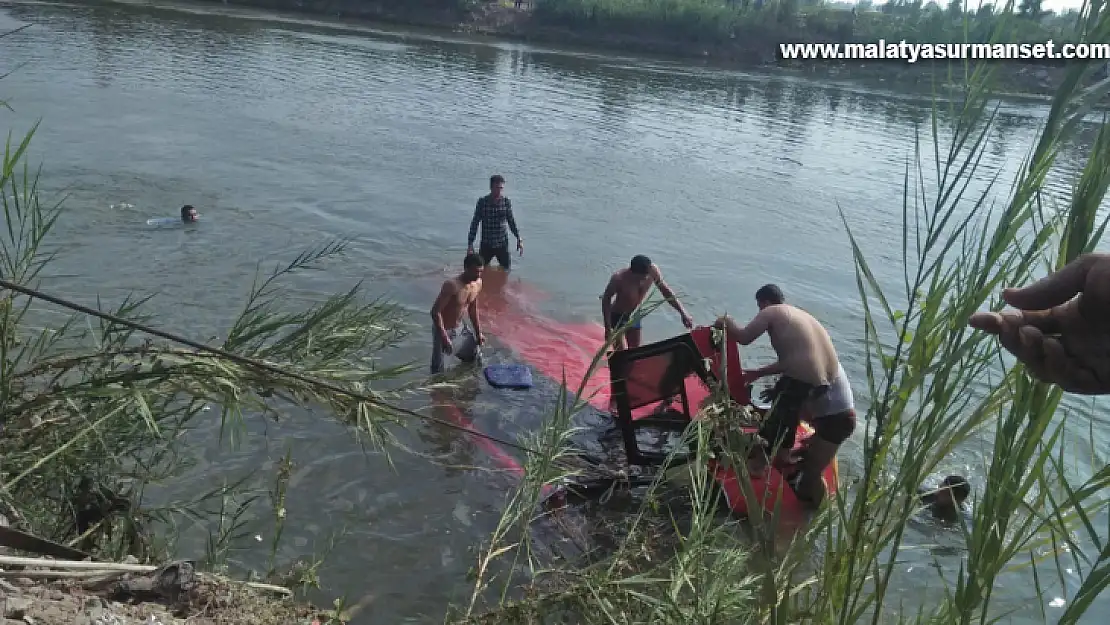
[{"xmin": 808, "ymin": 363, "xmax": 853, "ymax": 417}]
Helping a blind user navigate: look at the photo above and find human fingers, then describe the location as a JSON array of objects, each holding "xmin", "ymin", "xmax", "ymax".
[
  {"xmin": 1002, "ymin": 254, "xmax": 1099, "ymax": 311},
  {"xmin": 995, "ymin": 315, "xmax": 1040, "ymax": 370},
  {"xmin": 1037, "ymin": 334, "xmax": 1109, "ymax": 394},
  {"xmin": 1039, "ymin": 335, "xmax": 1086, "ymax": 392},
  {"xmin": 972, "ymin": 309, "xmax": 1026, "ymax": 336},
  {"xmin": 971, "ymin": 308, "xmax": 1032, "ymax": 335},
  {"xmin": 1012, "ymin": 299, "xmax": 1080, "ymax": 335},
  {"xmin": 968, "ymin": 311, "xmax": 1004, "ymax": 334},
  {"xmin": 1014, "ymin": 325, "xmax": 1054, "ymax": 383},
  {"xmin": 1079, "ymin": 254, "xmax": 1110, "ymax": 323},
  {"xmin": 1008, "ymin": 326, "xmax": 1108, "ymax": 394}
]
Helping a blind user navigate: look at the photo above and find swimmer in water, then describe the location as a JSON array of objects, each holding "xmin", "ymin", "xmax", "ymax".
[
  {"xmin": 918, "ymin": 475, "xmax": 971, "ymax": 523},
  {"xmin": 181, "ymin": 205, "xmax": 198, "ymax": 223}
]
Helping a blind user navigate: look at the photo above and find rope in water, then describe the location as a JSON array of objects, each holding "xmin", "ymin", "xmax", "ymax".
[{"xmin": 0, "ymin": 277, "xmax": 576, "ymax": 464}]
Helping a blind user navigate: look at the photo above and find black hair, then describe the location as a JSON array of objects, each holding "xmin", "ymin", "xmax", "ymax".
[
  {"xmin": 755, "ymin": 284, "xmax": 784, "ymax": 305},
  {"xmin": 180, "ymin": 205, "xmax": 195, "ymax": 219},
  {"xmin": 942, "ymin": 475, "xmax": 970, "ymax": 502},
  {"xmin": 463, "ymin": 252, "xmax": 485, "ymax": 269},
  {"xmin": 630, "ymin": 254, "xmax": 652, "ymax": 274},
  {"xmin": 490, "ymin": 175, "xmax": 505, "ymax": 187}
]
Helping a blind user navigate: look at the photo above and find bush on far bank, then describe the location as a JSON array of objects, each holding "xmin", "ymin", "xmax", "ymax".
[{"xmin": 530, "ymin": 0, "xmax": 1083, "ymax": 50}]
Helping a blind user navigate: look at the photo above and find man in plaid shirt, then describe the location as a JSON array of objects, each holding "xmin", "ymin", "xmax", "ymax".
[{"xmin": 467, "ymin": 175, "xmax": 523, "ymax": 270}]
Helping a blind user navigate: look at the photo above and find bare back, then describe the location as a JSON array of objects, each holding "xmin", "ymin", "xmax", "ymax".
[
  {"xmin": 764, "ymin": 304, "xmax": 839, "ymax": 387},
  {"xmin": 437, "ymin": 277, "xmax": 482, "ymax": 330}
]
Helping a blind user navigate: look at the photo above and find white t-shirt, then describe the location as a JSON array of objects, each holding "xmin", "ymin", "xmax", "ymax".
[{"xmin": 809, "ymin": 363, "xmax": 853, "ymax": 417}]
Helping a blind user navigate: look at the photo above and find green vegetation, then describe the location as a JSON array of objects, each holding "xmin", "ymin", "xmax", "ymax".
[
  {"xmin": 530, "ymin": 0, "xmax": 1084, "ymax": 49},
  {"xmin": 518, "ymin": 0, "xmax": 1097, "ymax": 95},
  {"xmin": 0, "ymin": 35, "xmax": 430, "ymax": 621},
  {"xmin": 182, "ymin": 0, "xmax": 1097, "ymax": 96},
  {"xmin": 450, "ymin": 1, "xmax": 1110, "ymax": 623}
]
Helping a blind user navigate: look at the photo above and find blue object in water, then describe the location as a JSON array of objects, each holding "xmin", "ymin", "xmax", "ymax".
[{"xmin": 484, "ymin": 364, "xmax": 533, "ymax": 389}]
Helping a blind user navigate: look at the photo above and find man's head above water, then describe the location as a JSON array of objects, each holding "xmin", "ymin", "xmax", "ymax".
[
  {"xmin": 630, "ymin": 254, "xmax": 653, "ymax": 276},
  {"xmin": 934, "ymin": 474, "xmax": 970, "ymax": 510},
  {"xmin": 461, "ymin": 252, "xmax": 485, "ymax": 283},
  {"xmin": 755, "ymin": 284, "xmax": 784, "ymax": 310},
  {"xmin": 180, "ymin": 205, "xmax": 198, "ymax": 223}
]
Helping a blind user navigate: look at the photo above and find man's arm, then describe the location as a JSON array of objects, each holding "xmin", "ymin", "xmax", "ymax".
[
  {"xmin": 467, "ymin": 199, "xmax": 483, "ymax": 249},
  {"xmin": 600, "ymin": 277, "xmax": 618, "ymax": 333},
  {"xmin": 652, "ymin": 267, "xmax": 692, "ymax": 325},
  {"xmin": 468, "ymin": 296, "xmax": 483, "ymax": 341},
  {"xmin": 430, "ymin": 280, "xmax": 455, "ymax": 341},
  {"xmin": 716, "ymin": 309, "xmax": 771, "ymax": 346},
  {"xmin": 505, "ymin": 199, "xmax": 521, "ymax": 242}
]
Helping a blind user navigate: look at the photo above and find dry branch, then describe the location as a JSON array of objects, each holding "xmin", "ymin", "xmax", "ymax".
[{"xmin": 0, "ymin": 556, "xmax": 293, "ymax": 596}]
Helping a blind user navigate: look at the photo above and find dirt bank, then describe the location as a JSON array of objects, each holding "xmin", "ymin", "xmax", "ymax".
[{"xmin": 0, "ymin": 559, "xmax": 327, "ymax": 625}]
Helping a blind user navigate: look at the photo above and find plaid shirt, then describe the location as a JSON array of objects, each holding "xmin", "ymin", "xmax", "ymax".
[{"xmin": 467, "ymin": 194, "xmax": 520, "ymax": 249}]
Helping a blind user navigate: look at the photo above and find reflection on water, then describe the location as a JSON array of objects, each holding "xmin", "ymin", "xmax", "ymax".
[{"xmin": 1, "ymin": 0, "xmax": 1109, "ymax": 622}]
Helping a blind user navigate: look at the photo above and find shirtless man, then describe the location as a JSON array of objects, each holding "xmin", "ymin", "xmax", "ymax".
[
  {"xmin": 430, "ymin": 253, "xmax": 486, "ymax": 374},
  {"xmin": 713, "ymin": 284, "xmax": 840, "ymax": 485},
  {"xmin": 600, "ymin": 255, "xmax": 694, "ymax": 350}
]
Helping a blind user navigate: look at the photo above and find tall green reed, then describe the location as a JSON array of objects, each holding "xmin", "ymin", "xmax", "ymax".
[{"xmin": 455, "ymin": 0, "xmax": 1110, "ymax": 623}]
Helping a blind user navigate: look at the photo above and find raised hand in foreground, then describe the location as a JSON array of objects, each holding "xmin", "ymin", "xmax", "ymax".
[{"xmin": 968, "ymin": 253, "xmax": 1110, "ymax": 395}]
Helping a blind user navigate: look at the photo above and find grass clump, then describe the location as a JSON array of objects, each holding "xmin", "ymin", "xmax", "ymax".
[{"xmin": 452, "ymin": 0, "xmax": 1110, "ymax": 623}]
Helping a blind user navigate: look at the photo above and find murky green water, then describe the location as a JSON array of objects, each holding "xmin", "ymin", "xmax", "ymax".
[{"xmin": 1, "ymin": 0, "xmax": 1107, "ymax": 621}]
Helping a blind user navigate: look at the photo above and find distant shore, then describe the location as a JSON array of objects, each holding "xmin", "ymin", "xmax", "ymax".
[
  {"xmin": 160, "ymin": 0, "xmax": 1075, "ymax": 102},
  {"xmin": 54, "ymin": 0, "xmax": 1080, "ymax": 104}
]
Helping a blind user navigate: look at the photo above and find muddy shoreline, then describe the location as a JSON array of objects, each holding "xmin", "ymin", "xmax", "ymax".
[{"xmin": 0, "ymin": 557, "xmax": 329, "ymax": 625}]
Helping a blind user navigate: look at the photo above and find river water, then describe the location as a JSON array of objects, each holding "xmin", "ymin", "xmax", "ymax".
[{"xmin": 1, "ymin": 0, "xmax": 1108, "ymax": 622}]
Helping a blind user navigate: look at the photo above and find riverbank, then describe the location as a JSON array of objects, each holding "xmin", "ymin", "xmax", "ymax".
[
  {"xmin": 169, "ymin": 0, "xmax": 1074, "ymax": 101},
  {"xmin": 0, "ymin": 562, "xmax": 323, "ymax": 625}
]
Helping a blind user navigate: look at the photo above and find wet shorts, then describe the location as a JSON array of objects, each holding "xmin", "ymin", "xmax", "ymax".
[
  {"xmin": 758, "ymin": 376, "xmax": 829, "ymax": 452},
  {"xmin": 609, "ymin": 310, "xmax": 641, "ymax": 331},
  {"xmin": 810, "ymin": 409, "xmax": 856, "ymax": 445},
  {"xmin": 478, "ymin": 244, "xmax": 511, "ymax": 270}
]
